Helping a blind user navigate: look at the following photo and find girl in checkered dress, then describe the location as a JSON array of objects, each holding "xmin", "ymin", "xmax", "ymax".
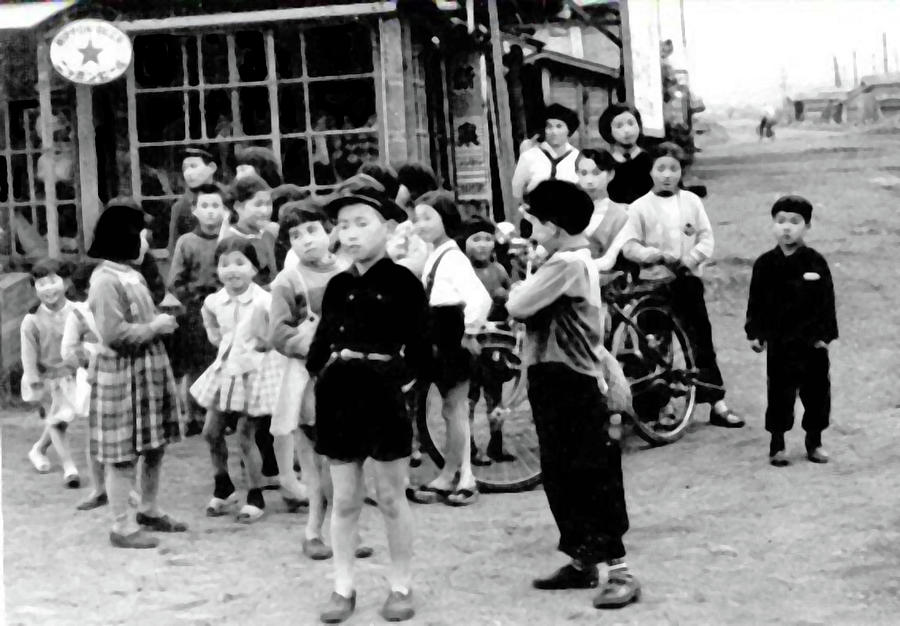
[
  {"xmin": 86, "ymin": 199, "xmax": 185, "ymax": 550},
  {"xmin": 191, "ymin": 236, "xmax": 282, "ymax": 523}
]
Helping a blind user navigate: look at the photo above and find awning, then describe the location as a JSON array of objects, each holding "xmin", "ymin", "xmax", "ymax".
[
  {"xmin": 0, "ymin": 1, "xmax": 76, "ymax": 31},
  {"xmin": 523, "ymin": 49, "xmax": 619, "ymax": 80}
]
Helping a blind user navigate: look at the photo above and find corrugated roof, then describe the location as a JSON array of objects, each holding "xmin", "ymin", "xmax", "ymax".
[
  {"xmin": 0, "ymin": 1, "xmax": 76, "ymax": 30},
  {"xmin": 859, "ymin": 72, "xmax": 900, "ymax": 87}
]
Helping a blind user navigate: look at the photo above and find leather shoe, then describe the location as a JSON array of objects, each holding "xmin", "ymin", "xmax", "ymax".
[
  {"xmin": 303, "ymin": 537, "xmax": 333, "ymax": 560},
  {"xmin": 109, "ymin": 529, "xmax": 159, "ymax": 549},
  {"xmin": 807, "ymin": 447, "xmax": 830, "ymax": 463},
  {"xmin": 593, "ymin": 573, "xmax": 641, "ymax": 609},
  {"xmin": 769, "ymin": 450, "xmax": 790, "ymax": 467},
  {"xmin": 709, "ymin": 408, "xmax": 745, "ymax": 428},
  {"xmin": 532, "ymin": 563, "xmax": 599, "ymax": 590},
  {"xmin": 380, "ymin": 589, "xmax": 415, "ymax": 622},
  {"xmin": 136, "ymin": 512, "xmax": 188, "ymax": 532},
  {"xmin": 320, "ymin": 591, "xmax": 356, "ymax": 624}
]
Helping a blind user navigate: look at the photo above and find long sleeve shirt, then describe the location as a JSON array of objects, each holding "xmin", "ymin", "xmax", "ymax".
[
  {"xmin": 421, "ymin": 240, "xmax": 491, "ymax": 332},
  {"xmin": 88, "ymin": 262, "xmax": 161, "ymax": 352},
  {"xmin": 507, "ymin": 246, "xmax": 607, "ymax": 381},
  {"xmin": 618, "ymin": 190, "xmax": 714, "ymax": 279},
  {"xmin": 201, "ymin": 283, "xmax": 272, "ymax": 375},
  {"xmin": 586, "ymin": 197, "xmax": 629, "ymax": 258},
  {"xmin": 745, "ymin": 245, "xmax": 838, "ymax": 346},
  {"xmin": 167, "ymin": 228, "xmax": 221, "ymax": 309},
  {"xmin": 269, "ymin": 256, "xmax": 347, "ymax": 359},
  {"xmin": 60, "ymin": 301, "xmax": 111, "ymax": 369},
  {"xmin": 511, "ymin": 142, "xmax": 580, "ymax": 202},
  {"xmin": 306, "ymin": 258, "xmax": 430, "ymax": 383},
  {"xmin": 20, "ymin": 301, "xmax": 76, "ymax": 385}
]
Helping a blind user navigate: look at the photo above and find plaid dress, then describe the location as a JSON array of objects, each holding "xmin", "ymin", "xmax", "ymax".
[{"xmin": 87, "ymin": 263, "xmax": 181, "ymax": 464}]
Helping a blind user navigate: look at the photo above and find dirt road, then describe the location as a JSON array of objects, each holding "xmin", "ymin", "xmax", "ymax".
[{"xmin": 4, "ymin": 124, "xmax": 900, "ymax": 625}]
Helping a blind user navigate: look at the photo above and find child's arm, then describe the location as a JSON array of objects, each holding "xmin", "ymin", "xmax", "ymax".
[
  {"xmin": 744, "ymin": 257, "xmax": 768, "ymax": 350},
  {"xmin": 269, "ymin": 275, "xmax": 309, "ymax": 358},
  {"xmin": 445, "ymin": 253, "xmax": 491, "ymax": 332},
  {"xmin": 617, "ymin": 211, "xmax": 665, "ymax": 265},
  {"xmin": 167, "ymin": 236, "xmax": 191, "ymax": 303},
  {"xmin": 306, "ymin": 281, "xmax": 339, "ymax": 376},
  {"xmin": 20, "ymin": 316, "xmax": 42, "ymax": 389},
  {"xmin": 507, "ymin": 256, "xmax": 580, "ymax": 320},
  {"xmin": 200, "ymin": 297, "xmax": 222, "ymax": 347},
  {"xmin": 682, "ymin": 197, "xmax": 715, "ymax": 272},
  {"xmin": 816, "ymin": 256, "xmax": 839, "ymax": 345},
  {"xmin": 89, "ymin": 275, "xmax": 160, "ymax": 348},
  {"xmin": 60, "ymin": 310, "xmax": 87, "ymax": 368}
]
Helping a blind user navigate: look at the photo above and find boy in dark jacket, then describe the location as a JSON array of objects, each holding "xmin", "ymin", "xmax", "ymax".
[{"xmin": 746, "ymin": 195, "xmax": 838, "ymax": 466}]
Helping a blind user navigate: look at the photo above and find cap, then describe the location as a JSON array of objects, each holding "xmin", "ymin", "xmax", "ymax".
[
  {"xmin": 771, "ymin": 195, "xmax": 813, "ymax": 223},
  {"xmin": 181, "ymin": 147, "xmax": 215, "ymax": 163},
  {"xmin": 542, "ymin": 103, "xmax": 580, "ymax": 135},
  {"xmin": 324, "ymin": 174, "xmax": 408, "ymax": 222}
]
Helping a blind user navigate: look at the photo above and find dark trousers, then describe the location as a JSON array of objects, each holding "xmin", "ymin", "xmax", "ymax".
[
  {"xmin": 528, "ymin": 363, "xmax": 629, "ymax": 564},
  {"xmin": 766, "ymin": 343, "xmax": 830, "ymax": 441},
  {"xmin": 670, "ymin": 274, "xmax": 725, "ymax": 404},
  {"xmin": 468, "ymin": 355, "xmax": 504, "ymax": 415}
]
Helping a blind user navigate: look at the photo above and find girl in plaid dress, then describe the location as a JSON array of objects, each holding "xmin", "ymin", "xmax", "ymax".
[
  {"xmin": 86, "ymin": 199, "xmax": 185, "ymax": 550},
  {"xmin": 191, "ymin": 237, "xmax": 281, "ymax": 524}
]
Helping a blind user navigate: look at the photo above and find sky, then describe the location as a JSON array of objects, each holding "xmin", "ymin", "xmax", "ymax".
[{"xmin": 672, "ymin": 0, "xmax": 900, "ymax": 107}]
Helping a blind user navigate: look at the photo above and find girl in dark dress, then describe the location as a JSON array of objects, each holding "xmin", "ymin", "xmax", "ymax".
[{"xmin": 597, "ymin": 104, "xmax": 654, "ymax": 206}]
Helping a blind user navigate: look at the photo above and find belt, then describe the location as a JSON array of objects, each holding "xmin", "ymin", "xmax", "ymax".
[{"xmin": 332, "ymin": 349, "xmax": 395, "ymax": 362}]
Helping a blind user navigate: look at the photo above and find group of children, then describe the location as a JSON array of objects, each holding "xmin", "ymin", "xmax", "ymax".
[{"xmin": 18, "ymin": 100, "xmax": 836, "ymax": 623}]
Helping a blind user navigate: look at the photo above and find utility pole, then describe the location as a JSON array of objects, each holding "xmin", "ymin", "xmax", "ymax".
[
  {"xmin": 486, "ymin": 0, "xmax": 515, "ymax": 220},
  {"xmin": 853, "ymin": 49, "xmax": 859, "ymax": 86},
  {"xmin": 833, "ymin": 55, "xmax": 841, "ymax": 87},
  {"xmin": 883, "ymin": 32, "xmax": 889, "ymax": 73}
]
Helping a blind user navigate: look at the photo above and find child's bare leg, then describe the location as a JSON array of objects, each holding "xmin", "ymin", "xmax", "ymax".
[
  {"xmin": 372, "ymin": 458, "xmax": 414, "ymax": 592},
  {"xmin": 202, "ymin": 409, "xmax": 229, "ymax": 477},
  {"xmin": 274, "ymin": 432, "xmax": 307, "ymax": 501},
  {"xmin": 432, "ymin": 381, "xmax": 474, "ymax": 489},
  {"xmin": 138, "ymin": 447, "xmax": 164, "ymax": 516},
  {"xmin": 106, "ymin": 461, "xmax": 140, "ymax": 535},
  {"xmin": 237, "ymin": 417, "xmax": 265, "ymax": 520},
  {"xmin": 33, "ymin": 421, "xmax": 52, "ymax": 454},
  {"xmin": 297, "ymin": 430, "xmax": 325, "ymax": 540},
  {"xmin": 329, "ymin": 460, "xmax": 365, "ymax": 596},
  {"xmin": 47, "ymin": 422, "xmax": 79, "ymax": 481}
]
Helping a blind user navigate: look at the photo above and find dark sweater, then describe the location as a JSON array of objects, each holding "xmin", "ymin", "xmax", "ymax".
[
  {"xmin": 607, "ymin": 150, "xmax": 654, "ymax": 205},
  {"xmin": 167, "ymin": 191, "xmax": 197, "ymax": 256},
  {"xmin": 745, "ymin": 245, "xmax": 838, "ymax": 346},
  {"xmin": 167, "ymin": 228, "xmax": 221, "ymax": 309}
]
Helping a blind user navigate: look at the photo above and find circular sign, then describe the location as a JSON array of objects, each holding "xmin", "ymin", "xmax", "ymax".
[{"xmin": 50, "ymin": 19, "xmax": 133, "ymax": 86}]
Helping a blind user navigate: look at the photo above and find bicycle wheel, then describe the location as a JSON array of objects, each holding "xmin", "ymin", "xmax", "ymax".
[
  {"xmin": 610, "ymin": 299, "xmax": 697, "ymax": 445},
  {"xmin": 416, "ymin": 327, "xmax": 542, "ymax": 493}
]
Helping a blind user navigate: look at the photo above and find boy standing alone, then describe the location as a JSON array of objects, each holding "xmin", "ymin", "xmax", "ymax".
[{"xmin": 746, "ymin": 195, "xmax": 837, "ymax": 466}]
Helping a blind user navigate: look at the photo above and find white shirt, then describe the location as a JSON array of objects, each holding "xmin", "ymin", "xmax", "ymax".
[
  {"xmin": 511, "ymin": 141, "xmax": 580, "ymax": 202},
  {"xmin": 201, "ymin": 282, "xmax": 272, "ymax": 375},
  {"xmin": 617, "ymin": 190, "xmax": 715, "ymax": 277},
  {"xmin": 421, "ymin": 240, "xmax": 491, "ymax": 331}
]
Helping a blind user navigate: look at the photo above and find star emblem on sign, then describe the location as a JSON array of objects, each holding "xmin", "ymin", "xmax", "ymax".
[{"xmin": 78, "ymin": 40, "xmax": 102, "ymax": 65}]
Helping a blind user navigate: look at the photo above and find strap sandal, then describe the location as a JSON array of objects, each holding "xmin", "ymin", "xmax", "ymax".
[
  {"xmin": 303, "ymin": 537, "xmax": 333, "ymax": 561},
  {"xmin": 28, "ymin": 446, "xmax": 52, "ymax": 474},
  {"xmin": 407, "ymin": 484, "xmax": 452, "ymax": 505},
  {"xmin": 76, "ymin": 492, "xmax": 108, "ymax": 511},
  {"xmin": 445, "ymin": 486, "xmax": 479, "ymax": 507},
  {"xmin": 205, "ymin": 492, "xmax": 239, "ymax": 517},
  {"xmin": 136, "ymin": 512, "xmax": 188, "ymax": 532},
  {"xmin": 235, "ymin": 504, "xmax": 266, "ymax": 524},
  {"xmin": 657, "ymin": 412, "xmax": 679, "ymax": 430},
  {"xmin": 709, "ymin": 407, "xmax": 745, "ymax": 428},
  {"xmin": 592, "ymin": 573, "xmax": 641, "ymax": 609},
  {"xmin": 109, "ymin": 529, "xmax": 159, "ymax": 550}
]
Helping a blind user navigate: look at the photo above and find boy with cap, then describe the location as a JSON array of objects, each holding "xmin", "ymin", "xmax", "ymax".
[
  {"xmin": 507, "ymin": 179, "xmax": 641, "ymax": 610},
  {"xmin": 308, "ymin": 182, "xmax": 430, "ymax": 623},
  {"xmin": 167, "ymin": 148, "xmax": 219, "ymax": 255},
  {"xmin": 746, "ymin": 195, "xmax": 837, "ymax": 466}
]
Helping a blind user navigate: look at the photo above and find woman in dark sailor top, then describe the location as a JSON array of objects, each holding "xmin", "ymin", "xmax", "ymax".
[
  {"xmin": 597, "ymin": 103, "xmax": 654, "ymax": 206},
  {"xmin": 307, "ymin": 185, "xmax": 429, "ymax": 624}
]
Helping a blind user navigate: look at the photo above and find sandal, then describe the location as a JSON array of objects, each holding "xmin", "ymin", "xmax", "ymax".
[
  {"xmin": 709, "ymin": 407, "xmax": 745, "ymax": 428},
  {"xmin": 206, "ymin": 492, "xmax": 239, "ymax": 517},
  {"xmin": 235, "ymin": 504, "xmax": 265, "ymax": 524},
  {"xmin": 593, "ymin": 573, "xmax": 641, "ymax": 609},
  {"xmin": 445, "ymin": 487, "xmax": 479, "ymax": 507},
  {"xmin": 28, "ymin": 446, "xmax": 51, "ymax": 474},
  {"xmin": 407, "ymin": 484, "xmax": 451, "ymax": 505},
  {"xmin": 76, "ymin": 492, "xmax": 108, "ymax": 511}
]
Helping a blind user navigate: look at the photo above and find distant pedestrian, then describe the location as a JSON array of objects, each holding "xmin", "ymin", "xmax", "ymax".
[{"xmin": 745, "ymin": 195, "xmax": 837, "ymax": 467}]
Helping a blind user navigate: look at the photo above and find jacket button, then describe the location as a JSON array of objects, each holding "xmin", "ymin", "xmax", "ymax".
[
  {"xmin": 339, "ymin": 326, "xmax": 345, "ymax": 332},
  {"xmin": 348, "ymin": 294, "xmax": 355, "ymax": 301},
  {"xmin": 376, "ymin": 294, "xmax": 383, "ymax": 301}
]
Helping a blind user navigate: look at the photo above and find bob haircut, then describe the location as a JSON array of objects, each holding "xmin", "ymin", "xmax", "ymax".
[
  {"xmin": 231, "ymin": 173, "xmax": 271, "ymax": 205},
  {"xmin": 87, "ymin": 200, "xmax": 147, "ymax": 261},
  {"xmin": 214, "ymin": 235, "xmax": 261, "ymax": 272},
  {"xmin": 278, "ymin": 201, "xmax": 333, "ymax": 241},
  {"xmin": 650, "ymin": 141, "xmax": 688, "ymax": 167},
  {"xmin": 577, "ymin": 148, "xmax": 617, "ymax": 173},
  {"xmin": 236, "ymin": 146, "xmax": 283, "ymax": 188},
  {"xmin": 397, "ymin": 162, "xmax": 439, "ymax": 200},
  {"xmin": 357, "ymin": 162, "xmax": 400, "ymax": 201},
  {"xmin": 192, "ymin": 183, "xmax": 232, "ymax": 207},
  {"xmin": 29, "ymin": 257, "xmax": 70, "ymax": 284},
  {"xmin": 597, "ymin": 103, "xmax": 644, "ymax": 145}
]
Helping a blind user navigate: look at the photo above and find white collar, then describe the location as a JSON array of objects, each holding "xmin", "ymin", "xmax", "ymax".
[
  {"xmin": 223, "ymin": 283, "xmax": 257, "ymax": 305},
  {"xmin": 539, "ymin": 141, "xmax": 575, "ymax": 158}
]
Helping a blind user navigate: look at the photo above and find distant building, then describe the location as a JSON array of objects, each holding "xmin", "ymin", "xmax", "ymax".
[
  {"xmin": 789, "ymin": 87, "xmax": 849, "ymax": 123},
  {"xmin": 845, "ymin": 72, "xmax": 900, "ymax": 123}
]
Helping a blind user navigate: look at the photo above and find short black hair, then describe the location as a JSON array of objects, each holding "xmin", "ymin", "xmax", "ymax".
[
  {"xmin": 88, "ymin": 200, "xmax": 147, "ymax": 261},
  {"xmin": 771, "ymin": 194, "xmax": 813, "ymax": 223},
  {"xmin": 357, "ymin": 162, "xmax": 400, "ymax": 201},
  {"xmin": 236, "ymin": 146, "xmax": 283, "ymax": 188},
  {"xmin": 279, "ymin": 201, "xmax": 333, "ymax": 242},
  {"xmin": 651, "ymin": 141, "xmax": 688, "ymax": 167},
  {"xmin": 231, "ymin": 174, "xmax": 271, "ymax": 204},
  {"xmin": 181, "ymin": 147, "xmax": 216, "ymax": 165},
  {"xmin": 597, "ymin": 103, "xmax": 644, "ymax": 145},
  {"xmin": 415, "ymin": 190, "xmax": 463, "ymax": 239},
  {"xmin": 192, "ymin": 183, "xmax": 231, "ymax": 207},
  {"xmin": 29, "ymin": 257, "xmax": 69, "ymax": 283},
  {"xmin": 397, "ymin": 162, "xmax": 439, "ymax": 200},
  {"xmin": 214, "ymin": 236, "xmax": 261, "ymax": 272},
  {"xmin": 272, "ymin": 184, "xmax": 310, "ymax": 221},
  {"xmin": 577, "ymin": 148, "xmax": 617, "ymax": 172},
  {"xmin": 68, "ymin": 260, "xmax": 96, "ymax": 299},
  {"xmin": 525, "ymin": 180, "xmax": 593, "ymax": 235}
]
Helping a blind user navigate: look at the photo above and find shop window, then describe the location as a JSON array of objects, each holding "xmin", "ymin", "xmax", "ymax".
[{"xmin": 127, "ymin": 23, "xmax": 379, "ymax": 250}]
